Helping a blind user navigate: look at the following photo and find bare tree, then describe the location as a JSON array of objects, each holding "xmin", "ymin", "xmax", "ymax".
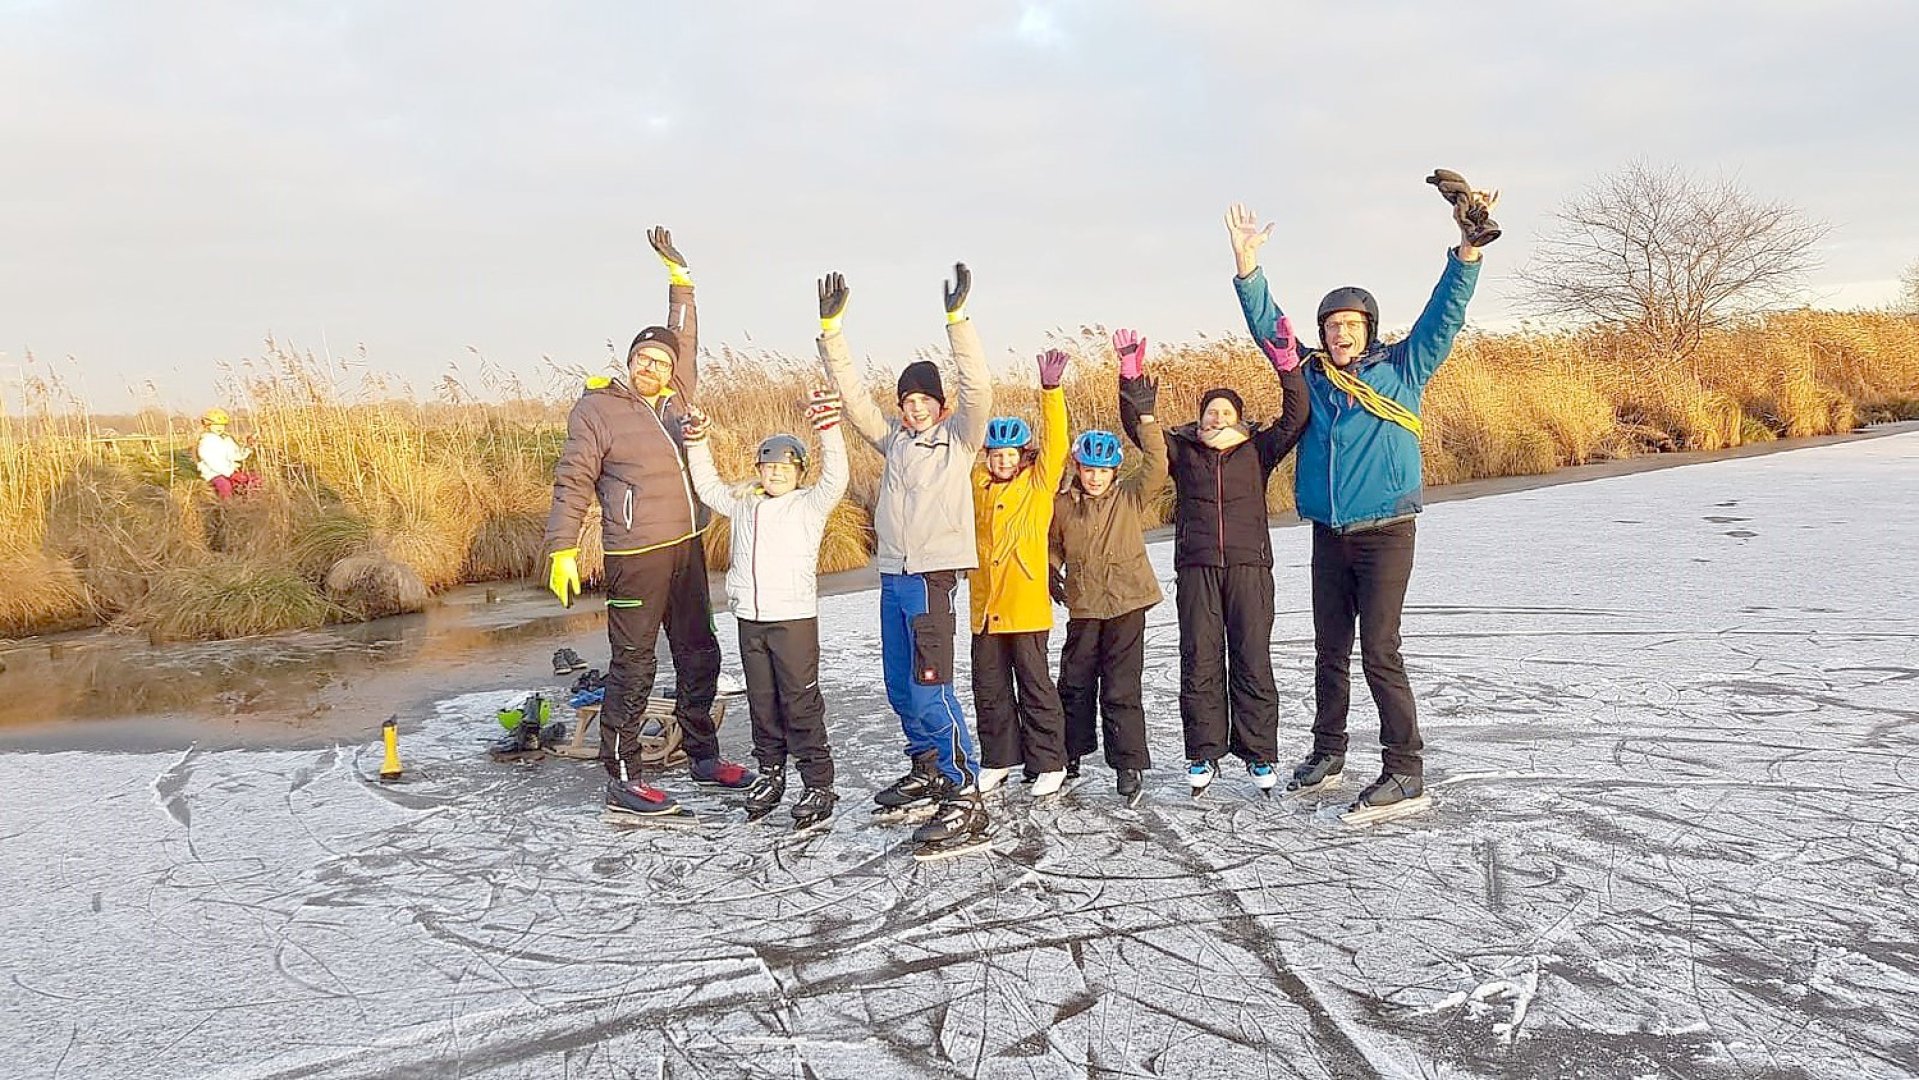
[
  {"xmin": 1900, "ymin": 258, "xmax": 1919, "ymax": 315},
  {"xmin": 1516, "ymin": 162, "xmax": 1829, "ymax": 365}
]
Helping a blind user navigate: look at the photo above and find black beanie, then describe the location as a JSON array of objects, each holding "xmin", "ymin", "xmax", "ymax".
[
  {"xmin": 1199, "ymin": 387, "xmax": 1245, "ymax": 418},
  {"xmin": 896, "ymin": 360, "xmax": 946, "ymax": 406},
  {"xmin": 628, "ymin": 326, "xmax": 681, "ymax": 364}
]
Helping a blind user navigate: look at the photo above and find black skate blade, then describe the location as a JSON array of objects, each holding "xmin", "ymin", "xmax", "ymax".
[
  {"xmin": 1340, "ymin": 794, "xmax": 1433, "ymax": 828},
  {"xmin": 787, "ymin": 817, "xmax": 833, "ymax": 838},
  {"xmin": 743, "ymin": 806, "xmax": 780, "ymax": 824},
  {"xmin": 602, "ymin": 807, "xmax": 703, "ymax": 830},
  {"xmin": 911, "ymin": 834, "xmax": 994, "ymax": 863}
]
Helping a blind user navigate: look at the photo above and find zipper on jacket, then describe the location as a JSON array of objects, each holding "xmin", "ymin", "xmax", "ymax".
[
  {"xmin": 645, "ymin": 398, "xmax": 698, "ymax": 529},
  {"xmin": 1213, "ymin": 453, "xmax": 1225, "ymax": 564},
  {"xmin": 750, "ymin": 499, "xmax": 762, "ymax": 622},
  {"xmin": 1327, "ymin": 379, "xmax": 1342, "ymax": 525}
]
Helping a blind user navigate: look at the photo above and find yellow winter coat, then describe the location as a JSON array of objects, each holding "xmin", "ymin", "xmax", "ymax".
[{"xmin": 970, "ymin": 387, "xmax": 1069, "ymax": 634}]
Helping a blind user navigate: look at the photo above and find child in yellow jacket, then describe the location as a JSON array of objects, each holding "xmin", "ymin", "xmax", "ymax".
[{"xmin": 970, "ymin": 349, "xmax": 1072, "ymax": 796}]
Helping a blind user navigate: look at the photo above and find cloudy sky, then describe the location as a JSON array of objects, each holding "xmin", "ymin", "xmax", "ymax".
[{"xmin": 3, "ymin": 1, "xmax": 1914, "ymax": 410}]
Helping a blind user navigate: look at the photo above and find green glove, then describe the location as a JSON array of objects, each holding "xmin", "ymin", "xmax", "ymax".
[{"xmin": 548, "ymin": 548, "xmax": 582, "ymax": 607}]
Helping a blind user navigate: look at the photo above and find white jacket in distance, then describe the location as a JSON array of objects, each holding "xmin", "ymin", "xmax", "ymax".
[{"xmin": 686, "ymin": 424, "xmax": 848, "ymax": 623}]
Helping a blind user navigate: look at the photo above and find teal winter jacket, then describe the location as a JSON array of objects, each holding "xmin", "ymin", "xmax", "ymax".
[{"xmin": 1234, "ymin": 251, "xmax": 1480, "ymax": 529}]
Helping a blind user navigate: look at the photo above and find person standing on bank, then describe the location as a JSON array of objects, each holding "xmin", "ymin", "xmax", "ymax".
[
  {"xmin": 544, "ymin": 226, "xmax": 757, "ymax": 826},
  {"xmin": 1159, "ymin": 311, "xmax": 1310, "ymax": 799},
  {"xmin": 1226, "ymin": 170, "xmax": 1498, "ymax": 825},
  {"xmin": 1049, "ymin": 329, "xmax": 1170, "ymax": 806},
  {"xmin": 817, "ymin": 265, "xmax": 997, "ymax": 861},
  {"xmin": 969, "ymin": 349, "xmax": 1072, "ymax": 799}
]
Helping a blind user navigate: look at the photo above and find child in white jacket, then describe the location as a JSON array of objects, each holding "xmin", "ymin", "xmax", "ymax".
[{"xmin": 683, "ymin": 391, "xmax": 849, "ymax": 830}]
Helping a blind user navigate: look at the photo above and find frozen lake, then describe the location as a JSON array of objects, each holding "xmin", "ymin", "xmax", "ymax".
[{"xmin": 5, "ymin": 433, "xmax": 1916, "ymax": 1078}]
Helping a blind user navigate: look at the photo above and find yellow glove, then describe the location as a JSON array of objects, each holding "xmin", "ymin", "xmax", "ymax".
[{"xmin": 548, "ymin": 548, "xmax": 582, "ymax": 607}]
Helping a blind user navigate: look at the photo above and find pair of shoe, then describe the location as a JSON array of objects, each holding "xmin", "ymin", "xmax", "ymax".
[
  {"xmin": 1182, "ymin": 758, "xmax": 1301, "ymax": 797},
  {"xmin": 552, "ymin": 648, "xmax": 589, "ymax": 676},
  {"xmin": 978, "ymin": 764, "xmax": 1069, "ymax": 797}
]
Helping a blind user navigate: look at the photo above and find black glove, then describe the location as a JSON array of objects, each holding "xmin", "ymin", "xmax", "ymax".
[
  {"xmin": 818, "ymin": 272, "xmax": 850, "ymax": 326},
  {"xmin": 1119, "ymin": 374, "xmax": 1159, "ymax": 421},
  {"xmin": 943, "ymin": 262, "xmax": 971, "ymax": 317},
  {"xmin": 1427, "ymin": 168, "xmax": 1501, "ymax": 247},
  {"xmin": 647, "ymin": 226, "xmax": 687, "ymax": 268},
  {"xmin": 1048, "ymin": 567, "xmax": 1067, "ymax": 606}
]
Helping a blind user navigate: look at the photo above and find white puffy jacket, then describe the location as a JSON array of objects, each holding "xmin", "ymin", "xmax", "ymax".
[{"xmin": 686, "ymin": 424, "xmax": 848, "ymax": 622}]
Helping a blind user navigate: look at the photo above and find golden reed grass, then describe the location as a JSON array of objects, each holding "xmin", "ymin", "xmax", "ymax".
[{"xmin": 3, "ymin": 311, "xmax": 1915, "ymax": 640}]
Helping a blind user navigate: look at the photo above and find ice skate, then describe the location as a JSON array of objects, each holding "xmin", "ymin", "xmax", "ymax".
[
  {"xmin": 1246, "ymin": 760, "xmax": 1279, "ymax": 798},
  {"xmin": 689, "ymin": 757, "xmax": 756, "ymax": 790},
  {"xmin": 872, "ymin": 752, "xmax": 951, "ymax": 824},
  {"xmin": 742, "ymin": 764, "xmax": 787, "ymax": 822},
  {"xmin": 975, "ymin": 765, "xmax": 1013, "ymax": 794},
  {"xmin": 489, "ymin": 693, "xmax": 550, "ymax": 762},
  {"xmin": 1187, "ymin": 759, "xmax": 1218, "ymax": 799},
  {"xmin": 1030, "ymin": 768, "xmax": 1068, "ymax": 800},
  {"xmin": 602, "ymin": 779, "xmax": 701, "ymax": 829},
  {"xmin": 1340, "ymin": 772, "xmax": 1432, "ymax": 827},
  {"xmin": 1283, "ymin": 751, "xmax": 1346, "ymax": 800},
  {"xmin": 910, "ymin": 794, "xmax": 994, "ymax": 862},
  {"xmin": 1115, "ymin": 768, "xmax": 1144, "ymax": 808},
  {"xmin": 789, "ymin": 786, "xmax": 838, "ymax": 833},
  {"xmin": 552, "ymin": 648, "xmax": 588, "ymax": 676}
]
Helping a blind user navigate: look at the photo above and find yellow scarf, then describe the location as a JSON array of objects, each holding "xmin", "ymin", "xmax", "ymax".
[{"xmin": 1318, "ymin": 356, "xmax": 1422, "ymax": 437}]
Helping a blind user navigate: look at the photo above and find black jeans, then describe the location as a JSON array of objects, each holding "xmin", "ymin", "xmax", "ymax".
[
  {"xmin": 738, "ymin": 618, "xmax": 833, "ymax": 788},
  {"xmin": 600, "ymin": 540, "xmax": 721, "ymax": 781},
  {"xmin": 1175, "ymin": 564, "xmax": 1280, "ymax": 764},
  {"xmin": 970, "ymin": 630, "xmax": 1068, "ymax": 772},
  {"xmin": 1310, "ymin": 520, "xmax": 1422, "ymax": 775},
  {"xmin": 1059, "ymin": 608, "xmax": 1151, "ymax": 770}
]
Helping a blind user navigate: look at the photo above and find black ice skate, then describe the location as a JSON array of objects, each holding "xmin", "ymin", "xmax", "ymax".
[
  {"xmin": 790, "ymin": 786, "xmax": 839, "ymax": 833},
  {"xmin": 488, "ymin": 693, "xmax": 549, "ymax": 763},
  {"xmin": 742, "ymin": 764, "xmax": 787, "ymax": 822},
  {"xmin": 910, "ymin": 794, "xmax": 993, "ymax": 862},
  {"xmin": 1340, "ymin": 772, "xmax": 1432, "ymax": 827},
  {"xmin": 1284, "ymin": 751, "xmax": 1346, "ymax": 800},
  {"xmin": 872, "ymin": 752, "xmax": 950, "ymax": 824},
  {"xmin": 1115, "ymin": 768, "xmax": 1144, "ymax": 808}
]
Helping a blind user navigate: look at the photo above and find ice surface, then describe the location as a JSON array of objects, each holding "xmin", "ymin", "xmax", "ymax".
[{"xmin": 5, "ymin": 435, "xmax": 1917, "ymax": 1078}]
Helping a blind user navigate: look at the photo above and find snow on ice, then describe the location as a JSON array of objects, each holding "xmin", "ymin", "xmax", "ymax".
[{"xmin": 4, "ymin": 434, "xmax": 1917, "ymax": 1078}]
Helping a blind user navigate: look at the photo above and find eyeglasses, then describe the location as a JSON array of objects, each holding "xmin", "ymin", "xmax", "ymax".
[{"xmin": 632, "ymin": 353, "xmax": 674, "ymax": 373}]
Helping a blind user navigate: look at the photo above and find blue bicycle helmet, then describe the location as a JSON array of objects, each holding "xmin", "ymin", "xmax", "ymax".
[
  {"xmin": 1072, "ymin": 429, "xmax": 1124, "ymax": 468},
  {"xmin": 983, "ymin": 416, "xmax": 1033, "ymax": 450}
]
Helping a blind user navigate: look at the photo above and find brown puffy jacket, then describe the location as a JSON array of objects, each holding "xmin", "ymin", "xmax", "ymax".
[
  {"xmin": 544, "ymin": 283, "xmax": 707, "ymax": 555},
  {"xmin": 1048, "ymin": 416, "xmax": 1170, "ymax": 620}
]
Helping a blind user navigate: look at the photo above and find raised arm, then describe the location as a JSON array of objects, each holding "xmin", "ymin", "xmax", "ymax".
[
  {"xmin": 1396, "ymin": 182, "xmax": 1495, "ymax": 385},
  {"xmin": 1226, "ymin": 205, "xmax": 1307, "ymax": 377},
  {"xmin": 1034, "ymin": 349, "xmax": 1071, "ymax": 494},
  {"xmin": 814, "ymin": 272, "xmax": 892, "ymax": 449},
  {"xmin": 799, "ymin": 391, "xmax": 851, "ymax": 513},
  {"xmin": 649, "ymin": 226, "xmax": 699, "ymax": 398},
  {"xmin": 942, "ymin": 262, "xmax": 993, "ymax": 451},
  {"xmin": 679, "ymin": 409, "xmax": 746, "ymax": 519},
  {"xmin": 1254, "ymin": 364, "xmax": 1310, "ymax": 474}
]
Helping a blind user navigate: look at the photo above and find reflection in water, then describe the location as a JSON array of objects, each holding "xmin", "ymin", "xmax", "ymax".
[{"xmin": 0, "ymin": 588, "xmax": 604, "ymax": 729}]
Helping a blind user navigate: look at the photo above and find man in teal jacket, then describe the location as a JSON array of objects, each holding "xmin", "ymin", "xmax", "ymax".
[{"xmin": 1227, "ymin": 177, "xmax": 1497, "ymax": 824}]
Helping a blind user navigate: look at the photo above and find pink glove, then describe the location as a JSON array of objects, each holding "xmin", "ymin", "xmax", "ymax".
[
  {"xmin": 1037, "ymin": 348, "xmax": 1070, "ymax": 390},
  {"xmin": 1259, "ymin": 315, "xmax": 1302, "ymax": 373},
  {"xmin": 680, "ymin": 406, "xmax": 711, "ymax": 443},
  {"xmin": 1112, "ymin": 328, "xmax": 1148, "ymax": 379},
  {"xmin": 805, "ymin": 388, "xmax": 843, "ymax": 431}
]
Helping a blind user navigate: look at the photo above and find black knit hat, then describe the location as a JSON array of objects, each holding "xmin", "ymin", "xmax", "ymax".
[
  {"xmin": 1199, "ymin": 387, "xmax": 1245, "ymax": 419},
  {"xmin": 896, "ymin": 360, "xmax": 946, "ymax": 406},
  {"xmin": 628, "ymin": 326, "xmax": 681, "ymax": 364}
]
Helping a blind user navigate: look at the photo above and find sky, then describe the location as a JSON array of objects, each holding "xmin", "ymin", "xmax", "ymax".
[{"xmin": 3, "ymin": 0, "xmax": 1915, "ymax": 411}]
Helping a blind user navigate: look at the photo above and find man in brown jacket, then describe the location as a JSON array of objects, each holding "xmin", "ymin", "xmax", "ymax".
[
  {"xmin": 1049, "ymin": 330, "xmax": 1170, "ymax": 806},
  {"xmin": 544, "ymin": 227, "xmax": 753, "ymax": 824}
]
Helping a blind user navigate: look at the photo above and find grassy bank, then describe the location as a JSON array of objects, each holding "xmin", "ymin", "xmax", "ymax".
[{"xmin": 4, "ymin": 310, "xmax": 1915, "ymax": 641}]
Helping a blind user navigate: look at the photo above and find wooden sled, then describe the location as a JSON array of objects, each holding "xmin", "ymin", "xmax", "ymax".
[{"xmin": 554, "ymin": 695, "xmax": 729, "ymax": 769}]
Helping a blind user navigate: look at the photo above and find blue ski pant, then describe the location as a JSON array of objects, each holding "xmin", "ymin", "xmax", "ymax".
[{"xmin": 879, "ymin": 570, "xmax": 978, "ymax": 788}]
